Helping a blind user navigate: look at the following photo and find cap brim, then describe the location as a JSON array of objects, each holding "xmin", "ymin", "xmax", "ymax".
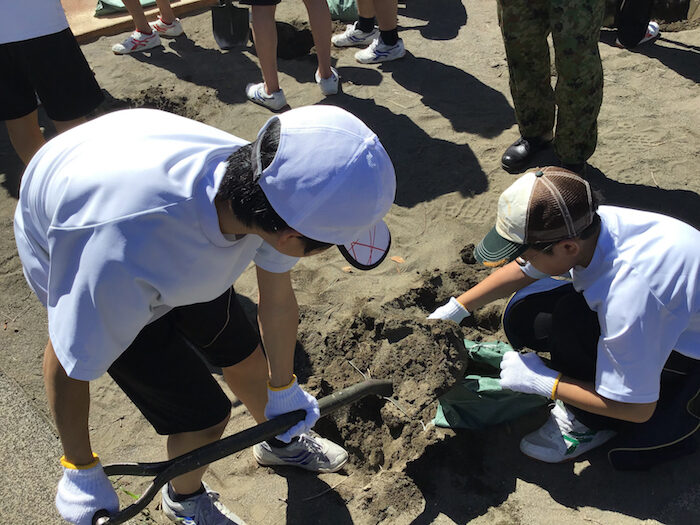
[
  {"xmin": 337, "ymin": 221, "xmax": 391, "ymax": 270},
  {"xmin": 474, "ymin": 227, "xmax": 527, "ymax": 267}
]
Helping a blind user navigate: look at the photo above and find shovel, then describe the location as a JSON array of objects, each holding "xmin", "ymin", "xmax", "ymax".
[
  {"xmin": 211, "ymin": 0, "xmax": 250, "ymax": 49},
  {"xmin": 92, "ymin": 378, "xmax": 393, "ymax": 525}
]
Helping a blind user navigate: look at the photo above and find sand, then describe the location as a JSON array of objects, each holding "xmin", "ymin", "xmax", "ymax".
[{"xmin": 1, "ymin": 1, "xmax": 699, "ymax": 523}]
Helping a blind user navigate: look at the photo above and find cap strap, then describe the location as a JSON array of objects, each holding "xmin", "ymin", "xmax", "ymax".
[
  {"xmin": 539, "ymin": 176, "xmax": 576, "ymax": 237},
  {"xmin": 251, "ymin": 135, "xmax": 264, "ymax": 183},
  {"xmin": 251, "ymin": 116, "xmax": 281, "ymax": 183}
]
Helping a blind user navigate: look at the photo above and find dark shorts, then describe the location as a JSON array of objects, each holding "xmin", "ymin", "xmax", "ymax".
[
  {"xmin": 0, "ymin": 28, "xmax": 104, "ymax": 121},
  {"xmin": 108, "ymin": 287, "xmax": 260, "ymax": 435},
  {"xmin": 239, "ymin": 0, "xmax": 281, "ymax": 6}
]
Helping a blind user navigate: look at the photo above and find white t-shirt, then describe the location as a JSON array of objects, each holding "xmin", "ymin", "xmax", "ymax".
[
  {"xmin": 0, "ymin": 0, "xmax": 69, "ymax": 45},
  {"xmin": 14, "ymin": 109, "xmax": 299, "ymax": 381}
]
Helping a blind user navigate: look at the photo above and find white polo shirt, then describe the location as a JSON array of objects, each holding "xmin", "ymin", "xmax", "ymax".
[
  {"xmin": 14, "ymin": 109, "xmax": 298, "ymax": 381},
  {"xmin": 518, "ymin": 206, "xmax": 699, "ymax": 404},
  {"xmin": 0, "ymin": 0, "xmax": 69, "ymax": 45},
  {"xmin": 573, "ymin": 206, "xmax": 700, "ymax": 403}
]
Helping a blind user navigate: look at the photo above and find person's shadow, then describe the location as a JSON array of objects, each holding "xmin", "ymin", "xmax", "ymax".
[
  {"xmin": 399, "ymin": 0, "xmax": 468, "ymax": 41},
  {"xmin": 406, "ymin": 408, "xmax": 700, "ymax": 524},
  {"xmin": 274, "ymin": 469, "xmax": 354, "ymax": 525},
  {"xmin": 317, "ymin": 95, "xmax": 490, "ymax": 207},
  {"xmin": 128, "ymin": 36, "xmax": 261, "ymax": 106},
  {"xmin": 599, "ymin": 29, "xmax": 700, "ymax": 84},
  {"xmin": 587, "ymin": 165, "xmax": 700, "ymax": 228},
  {"xmin": 379, "ymin": 53, "xmax": 516, "ymax": 138}
]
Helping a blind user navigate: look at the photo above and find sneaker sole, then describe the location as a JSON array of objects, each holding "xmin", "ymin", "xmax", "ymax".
[
  {"xmin": 355, "ymin": 49, "xmax": 406, "ymax": 64},
  {"xmin": 247, "ymin": 99, "xmax": 290, "ymax": 113},
  {"xmin": 112, "ymin": 43, "xmax": 161, "ymax": 55},
  {"xmin": 332, "ymin": 40, "xmax": 375, "ymax": 48}
]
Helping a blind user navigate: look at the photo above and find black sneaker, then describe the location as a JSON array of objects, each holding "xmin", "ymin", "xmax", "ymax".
[{"xmin": 501, "ymin": 136, "xmax": 553, "ymax": 173}]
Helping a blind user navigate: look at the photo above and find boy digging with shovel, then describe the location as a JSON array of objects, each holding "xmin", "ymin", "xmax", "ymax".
[{"xmin": 15, "ymin": 105, "xmax": 395, "ymax": 524}]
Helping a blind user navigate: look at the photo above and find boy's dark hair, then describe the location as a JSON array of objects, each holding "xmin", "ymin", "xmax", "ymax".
[
  {"xmin": 530, "ymin": 189, "xmax": 603, "ymax": 252},
  {"xmin": 217, "ymin": 119, "xmax": 333, "ymax": 254}
]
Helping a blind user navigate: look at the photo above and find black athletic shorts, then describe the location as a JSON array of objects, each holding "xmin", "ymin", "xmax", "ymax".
[
  {"xmin": 239, "ymin": 0, "xmax": 281, "ymax": 6},
  {"xmin": 0, "ymin": 28, "xmax": 104, "ymax": 121},
  {"xmin": 108, "ymin": 286, "xmax": 260, "ymax": 435}
]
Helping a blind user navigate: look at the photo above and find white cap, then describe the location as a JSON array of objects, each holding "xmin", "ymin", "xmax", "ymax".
[{"xmin": 254, "ymin": 105, "xmax": 396, "ymax": 270}]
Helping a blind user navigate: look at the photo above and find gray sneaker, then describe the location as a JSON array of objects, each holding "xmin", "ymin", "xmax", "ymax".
[
  {"xmin": 161, "ymin": 482, "xmax": 246, "ymax": 524},
  {"xmin": 253, "ymin": 433, "xmax": 348, "ymax": 473}
]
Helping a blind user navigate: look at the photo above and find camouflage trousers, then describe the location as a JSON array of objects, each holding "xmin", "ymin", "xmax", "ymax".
[{"xmin": 497, "ymin": 0, "xmax": 605, "ymax": 163}]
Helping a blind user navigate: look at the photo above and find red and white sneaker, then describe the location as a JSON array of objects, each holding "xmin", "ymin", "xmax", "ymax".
[
  {"xmin": 150, "ymin": 17, "xmax": 184, "ymax": 38},
  {"xmin": 616, "ymin": 21, "xmax": 660, "ymax": 48},
  {"xmin": 112, "ymin": 30, "xmax": 161, "ymax": 55}
]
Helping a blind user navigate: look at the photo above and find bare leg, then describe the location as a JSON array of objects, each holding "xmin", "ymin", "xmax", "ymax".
[
  {"xmin": 373, "ymin": 0, "xmax": 398, "ymax": 31},
  {"xmin": 221, "ymin": 345, "xmax": 268, "ymax": 423},
  {"xmin": 155, "ymin": 0, "xmax": 176, "ymax": 24},
  {"xmin": 251, "ymin": 5, "xmax": 280, "ymax": 94},
  {"xmin": 5, "ymin": 110, "xmax": 45, "ymax": 165},
  {"xmin": 357, "ymin": 0, "xmax": 376, "ymax": 18},
  {"xmin": 302, "ymin": 0, "xmax": 333, "ymax": 79},
  {"xmin": 53, "ymin": 117, "xmax": 85, "ymax": 135},
  {"xmin": 121, "ymin": 0, "xmax": 152, "ymax": 33},
  {"xmin": 167, "ymin": 414, "xmax": 230, "ymax": 494}
]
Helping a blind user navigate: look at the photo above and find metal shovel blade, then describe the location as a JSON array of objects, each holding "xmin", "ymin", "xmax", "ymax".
[{"xmin": 211, "ymin": 0, "xmax": 250, "ymax": 49}]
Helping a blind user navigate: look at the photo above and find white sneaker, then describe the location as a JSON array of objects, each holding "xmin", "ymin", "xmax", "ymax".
[
  {"xmin": 112, "ymin": 30, "xmax": 161, "ymax": 55},
  {"xmin": 150, "ymin": 17, "xmax": 184, "ymax": 38},
  {"xmin": 245, "ymin": 82, "xmax": 287, "ymax": 112},
  {"xmin": 315, "ymin": 66, "xmax": 339, "ymax": 96},
  {"xmin": 638, "ymin": 21, "xmax": 660, "ymax": 44},
  {"xmin": 331, "ymin": 22, "xmax": 379, "ymax": 47},
  {"xmin": 253, "ymin": 433, "xmax": 349, "ymax": 473},
  {"xmin": 354, "ymin": 37, "xmax": 406, "ymax": 64},
  {"xmin": 161, "ymin": 482, "xmax": 246, "ymax": 525},
  {"xmin": 520, "ymin": 401, "xmax": 616, "ymax": 463},
  {"xmin": 615, "ymin": 21, "xmax": 660, "ymax": 48}
]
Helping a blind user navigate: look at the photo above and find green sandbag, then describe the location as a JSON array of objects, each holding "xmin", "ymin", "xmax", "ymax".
[
  {"xmin": 326, "ymin": 0, "xmax": 358, "ymax": 22},
  {"xmin": 433, "ymin": 340, "xmax": 548, "ymax": 429},
  {"xmin": 96, "ymin": 0, "xmax": 157, "ymax": 16}
]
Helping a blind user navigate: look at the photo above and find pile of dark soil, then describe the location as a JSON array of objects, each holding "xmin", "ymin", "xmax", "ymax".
[{"xmin": 294, "ymin": 245, "xmax": 510, "ymax": 514}]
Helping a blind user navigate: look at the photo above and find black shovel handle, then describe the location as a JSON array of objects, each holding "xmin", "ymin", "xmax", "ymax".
[{"xmin": 93, "ymin": 379, "xmax": 392, "ymax": 524}]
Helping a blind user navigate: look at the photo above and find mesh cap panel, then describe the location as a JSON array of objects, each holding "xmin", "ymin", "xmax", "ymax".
[{"xmin": 525, "ymin": 167, "xmax": 594, "ymax": 243}]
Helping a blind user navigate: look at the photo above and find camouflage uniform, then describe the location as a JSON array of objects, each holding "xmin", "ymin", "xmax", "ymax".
[{"xmin": 497, "ymin": 0, "xmax": 605, "ymax": 164}]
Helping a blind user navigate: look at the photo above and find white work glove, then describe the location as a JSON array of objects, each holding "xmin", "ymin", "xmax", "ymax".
[
  {"xmin": 265, "ymin": 374, "xmax": 320, "ymax": 443},
  {"xmin": 499, "ymin": 351, "xmax": 560, "ymax": 398},
  {"xmin": 427, "ymin": 297, "xmax": 471, "ymax": 323},
  {"xmin": 56, "ymin": 456, "xmax": 119, "ymax": 525}
]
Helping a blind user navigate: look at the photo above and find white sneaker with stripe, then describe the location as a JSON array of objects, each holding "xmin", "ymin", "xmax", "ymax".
[
  {"xmin": 253, "ymin": 433, "xmax": 348, "ymax": 472},
  {"xmin": 112, "ymin": 30, "xmax": 161, "ymax": 55},
  {"xmin": 354, "ymin": 37, "xmax": 405, "ymax": 64},
  {"xmin": 331, "ymin": 22, "xmax": 379, "ymax": 48},
  {"xmin": 520, "ymin": 401, "xmax": 616, "ymax": 462}
]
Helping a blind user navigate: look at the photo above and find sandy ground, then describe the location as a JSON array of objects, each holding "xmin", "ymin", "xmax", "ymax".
[{"xmin": 1, "ymin": 1, "xmax": 700, "ymax": 524}]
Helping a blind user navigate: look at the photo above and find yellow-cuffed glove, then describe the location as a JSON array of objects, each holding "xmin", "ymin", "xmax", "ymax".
[
  {"xmin": 265, "ymin": 375, "xmax": 320, "ymax": 443},
  {"xmin": 56, "ymin": 454, "xmax": 119, "ymax": 525}
]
